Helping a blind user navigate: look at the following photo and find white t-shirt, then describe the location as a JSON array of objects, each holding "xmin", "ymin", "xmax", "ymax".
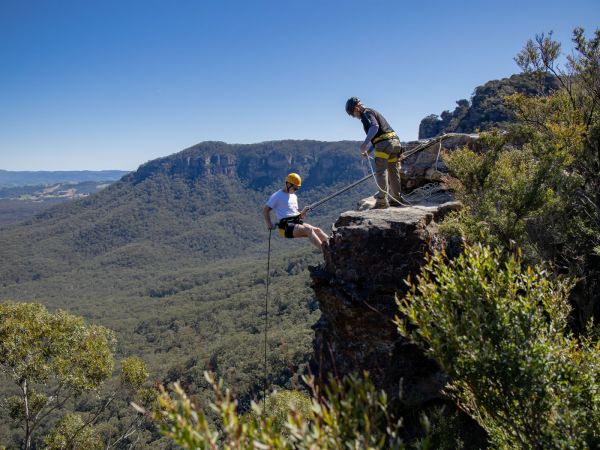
[{"xmin": 266, "ymin": 189, "xmax": 300, "ymax": 221}]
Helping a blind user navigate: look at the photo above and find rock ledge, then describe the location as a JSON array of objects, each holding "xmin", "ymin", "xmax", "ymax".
[{"xmin": 310, "ymin": 203, "xmax": 458, "ymax": 403}]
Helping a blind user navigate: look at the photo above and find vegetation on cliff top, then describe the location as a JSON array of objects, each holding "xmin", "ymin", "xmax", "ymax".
[
  {"xmin": 399, "ymin": 244, "xmax": 599, "ymax": 449},
  {"xmin": 418, "ymin": 73, "xmax": 560, "ymax": 139},
  {"xmin": 443, "ymin": 27, "xmax": 600, "ymax": 330}
]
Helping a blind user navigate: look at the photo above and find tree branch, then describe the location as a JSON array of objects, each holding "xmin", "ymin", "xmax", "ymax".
[{"xmin": 68, "ymin": 391, "xmax": 116, "ymax": 447}]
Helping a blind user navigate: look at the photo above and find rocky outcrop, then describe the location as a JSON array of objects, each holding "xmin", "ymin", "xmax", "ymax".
[
  {"xmin": 310, "ymin": 203, "xmax": 460, "ymax": 404},
  {"xmin": 418, "ymin": 73, "xmax": 560, "ymax": 139},
  {"xmin": 401, "ymin": 133, "xmax": 478, "ymax": 189}
]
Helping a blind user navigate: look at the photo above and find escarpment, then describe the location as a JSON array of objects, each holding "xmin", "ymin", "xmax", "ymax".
[{"xmin": 310, "ymin": 203, "xmax": 461, "ymax": 404}]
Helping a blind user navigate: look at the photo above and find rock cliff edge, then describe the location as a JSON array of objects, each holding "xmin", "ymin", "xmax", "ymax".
[{"xmin": 310, "ymin": 202, "xmax": 460, "ymax": 404}]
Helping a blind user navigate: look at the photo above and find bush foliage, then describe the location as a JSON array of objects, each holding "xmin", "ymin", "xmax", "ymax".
[
  {"xmin": 150, "ymin": 372, "xmax": 406, "ymax": 450},
  {"xmin": 443, "ymin": 27, "xmax": 600, "ymax": 329},
  {"xmin": 397, "ymin": 244, "xmax": 600, "ymax": 449}
]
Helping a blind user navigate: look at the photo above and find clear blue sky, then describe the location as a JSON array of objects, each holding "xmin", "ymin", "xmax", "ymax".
[{"xmin": 1, "ymin": 0, "xmax": 598, "ymax": 170}]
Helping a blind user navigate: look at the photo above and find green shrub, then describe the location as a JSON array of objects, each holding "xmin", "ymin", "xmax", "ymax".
[
  {"xmin": 149, "ymin": 371, "xmax": 405, "ymax": 449},
  {"xmin": 397, "ymin": 244, "xmax": 600, "ymax": 449},
  {"xmin": 442, "ymin": 28, "xmax": 600, "ymax": 330},
  {"xmin": 247, "ymin": 389, "xmax": 311, "ymax": 436},
  {"xmin": 442, "ymin": 131, "xmax": 556, "ymax": 258}
]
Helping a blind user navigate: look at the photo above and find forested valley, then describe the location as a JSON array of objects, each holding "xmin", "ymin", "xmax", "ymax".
[{"xmin": 0, "ymin": 141, "xmax": 374, "ymax": 448}]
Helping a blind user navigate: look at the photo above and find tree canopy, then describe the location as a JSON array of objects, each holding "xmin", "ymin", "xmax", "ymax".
[{"xmin": 0, "ymin": 302, "xmax": 150, "ymax": 449}]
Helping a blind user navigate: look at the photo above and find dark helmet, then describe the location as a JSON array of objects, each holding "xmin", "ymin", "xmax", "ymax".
[{"xmin": 345, "ymin": 97, "xmax": 361, "ymax": 116}]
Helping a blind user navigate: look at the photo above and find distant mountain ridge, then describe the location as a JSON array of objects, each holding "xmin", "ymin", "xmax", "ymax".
[
  {"xmin": 0, "ymin": 169, "xmax": 129, "ymax": 188},
  {"xmin": 129, "ymin": 140, "xmax": 364, "ymax": 190},
  {"xmin": 0, "ymin": 180, "xmax": 111, "ymax": 201},
  {"xmin": 0, "ymin": 180, "xmax": 116, "ymax": 225},
  {"xmin": 0, "ymin": 139, "xmax": 369, "ymax": 286}
]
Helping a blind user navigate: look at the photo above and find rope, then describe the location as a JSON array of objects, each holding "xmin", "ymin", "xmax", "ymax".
[
  {"xmin": 402, "ymin": 183, "xmax": 444, "ymax": 202},
  {"xmin": 306, "ymin": 173, "xmax": 373, "ymax": 212},
  {"xmin": 305, "ymin": 133, "xmax": 474, "ymax": 212},
  {"xmin": 365, "ymin": 165, "xmax": 445, "ymax": 207},
  {"xmin": 434, "ymin": 139, "xmax": 443, "ymax": 174},
  {"xmin": 400, "ymin": 132, "xmax": 477, "ymax": 160},
  {"xmin": 263, "ymin": 228, "xmax": 272, "ymax": 409}
]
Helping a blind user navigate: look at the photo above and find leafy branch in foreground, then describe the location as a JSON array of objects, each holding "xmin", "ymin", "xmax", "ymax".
[
  {"xmin": 397, "ymin": 244, "xmax": 600, "ymax": 449},
  {"xmin": 147, "ymin": 371, "xmax": 405, "ymax": 450}
]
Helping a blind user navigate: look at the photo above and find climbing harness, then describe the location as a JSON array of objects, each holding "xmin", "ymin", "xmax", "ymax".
[
  {"xmin": 278, "ymin": 215, "xmax": 303, "ymax": 238},
  {"xmin": 366, "ymin": 134, "xmax": 448, "ymax": 207},
  {"xmin": 371, "ymin": 131, "xmax": 397, "ymax": 145},
  {"xmin": 263, "ymin": 228, "xmax": 272, "ymax": 408}
]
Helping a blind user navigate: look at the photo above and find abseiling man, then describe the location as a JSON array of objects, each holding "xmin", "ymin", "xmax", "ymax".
[
  {"xmin": 263, "ymin": 173, "xmax": 329, "ymax": 251},
  {"xmin": 345, "ymin": 96, "xmax": 403, "ymax": 209}
]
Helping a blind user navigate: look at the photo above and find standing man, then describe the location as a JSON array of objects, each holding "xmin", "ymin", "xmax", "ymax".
[
  {"xmin": 345, "ymin": 97, "xmax": 402, "ymax": 208},
  {"xmin": 263, "ymin": 173, "xmax": 329, "ymax": 251}
]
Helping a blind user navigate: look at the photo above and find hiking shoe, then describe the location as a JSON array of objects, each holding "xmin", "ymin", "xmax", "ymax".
[{"xmin": 373, "ymin": 202, "xmax": 389, "ymax": 209}]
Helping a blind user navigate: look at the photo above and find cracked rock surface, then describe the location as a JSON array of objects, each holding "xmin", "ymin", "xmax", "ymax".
[{"xmin": 310, "ymin": 204, "xmax": 460, "ymax": 403}]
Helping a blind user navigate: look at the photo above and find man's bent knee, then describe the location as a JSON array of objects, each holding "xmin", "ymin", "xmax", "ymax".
[{"xmin": 293, "ymin": 224, "xmax": 311, "ymax": 238}]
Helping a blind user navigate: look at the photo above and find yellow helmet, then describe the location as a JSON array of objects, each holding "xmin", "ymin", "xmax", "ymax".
[{"xmin": 285, "ymin": 172, "xmax": 302, "ymax": 187}]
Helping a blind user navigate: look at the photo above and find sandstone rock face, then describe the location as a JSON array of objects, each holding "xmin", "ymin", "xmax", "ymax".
[
  {"xmin": 401, "ymin": 133, "xmax": 478, "ymax": 189},
  {"xmin": 310, "ymin": 205, "xmax": 455, "ymax": 403}
]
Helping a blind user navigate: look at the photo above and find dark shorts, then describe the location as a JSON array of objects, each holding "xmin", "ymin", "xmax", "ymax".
[{"xmin": 278, "ymin": 215, "xmax": 303, "ymax": 238}]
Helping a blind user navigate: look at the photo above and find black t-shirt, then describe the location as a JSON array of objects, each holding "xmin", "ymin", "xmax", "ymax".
[{"xmin": 360, "ymin": 108, "xmax": 395, "ymax": 143}]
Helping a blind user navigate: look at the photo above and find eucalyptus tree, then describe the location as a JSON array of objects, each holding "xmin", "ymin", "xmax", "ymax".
[{"xmin": 0, "ymin": 302, "xmax": 149, "ymax": 449}]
